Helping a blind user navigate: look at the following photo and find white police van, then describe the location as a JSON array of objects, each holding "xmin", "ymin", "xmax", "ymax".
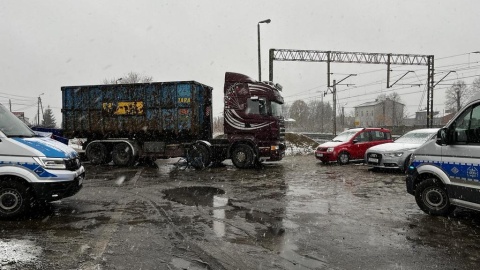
[
  {"xmin": 0, "ymin": 104, "xmax": 85, "ymax": 218},
  {"xmin": 407, "ymin": 93, "xmax": 480, "ymax": 216}
]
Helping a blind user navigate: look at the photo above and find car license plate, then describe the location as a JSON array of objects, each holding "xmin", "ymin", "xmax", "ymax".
[
  {"xmin": 316, "ymin": 153, "xmax": 323, "ymax": 157},
  {"xmin": 368, "ymin": 157, "xmax": 378, "ymax": 163}
]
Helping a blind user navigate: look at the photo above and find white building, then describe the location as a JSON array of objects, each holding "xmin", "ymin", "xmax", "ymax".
[{"xmin": 354, "ymin": 98, "xmax": 405, "ymax": 127}]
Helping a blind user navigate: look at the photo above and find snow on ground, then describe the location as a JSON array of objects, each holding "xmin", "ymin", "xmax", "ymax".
[
  {"xmin": 284, "ymin": 132, "xmax": 319, "ymax": 156},
  {"xmin": 214, "ymin": 132, "xmax": 319, "ymax": 156},
  {"xmin": 0, "ymin": 239, "xmax": 42, "ymax": 269}
]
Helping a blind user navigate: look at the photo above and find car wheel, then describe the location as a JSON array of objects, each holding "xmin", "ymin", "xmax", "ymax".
[
  {"xmin": 337, "ymin": 151, "xmax": 350, "ymax": 165},
  {"xmin": 0, "ymin": 180, "xmax": 32, "ymax": 219},
  {"xmin": 415, "ymin": 178, "xmax": 455, "ymax": 216}
]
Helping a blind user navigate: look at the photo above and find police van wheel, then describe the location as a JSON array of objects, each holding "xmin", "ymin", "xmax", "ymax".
[
  {"xmin": 0, "ymin": 180, "xmax": 31, "ymax": 219},
  {"xmin": 415, "ymin": 178, "xmax": 455, "ymax": 216}
]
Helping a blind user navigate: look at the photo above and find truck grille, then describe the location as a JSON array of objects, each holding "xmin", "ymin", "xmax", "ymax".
[
  {"xmin": 279, "ymin": 119, "xmax": 286, "ymax": 141},
  {"xmin": 65, "ymin": 157, "xmax": 82, "ymax": 171}
]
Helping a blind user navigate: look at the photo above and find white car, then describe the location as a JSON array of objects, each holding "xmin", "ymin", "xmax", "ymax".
[{"xmin": 365, "ymin": 128, "xmax": 439, "ymax": 172}]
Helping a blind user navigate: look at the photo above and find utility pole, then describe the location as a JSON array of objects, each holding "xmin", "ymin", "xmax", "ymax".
[
  {"xmin": 257, "ymin": 19, "xmax": 271, "ymax": 81},
  {"xmin": 333, "ymin": 80, "xmax": 337, "ymax": 135},
  {"xmin": 324, "ymin": 74, "xmax": 356, "ymax": 135},
  {"xmin": 321, "ymin": 94, "xmax": 324, "ymax": 133},
  {"xmin": 37, "ymin": 93, "xmax": 44, "ymax": 126},
  {"xmin": 9, "ymin": 99, "xmax": 11, "ymax": 111}
]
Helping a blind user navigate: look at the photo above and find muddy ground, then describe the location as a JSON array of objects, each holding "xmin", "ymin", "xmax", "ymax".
[{"xmin": 2, "ymin": 155, "xmax": 480, "ymax": 270}]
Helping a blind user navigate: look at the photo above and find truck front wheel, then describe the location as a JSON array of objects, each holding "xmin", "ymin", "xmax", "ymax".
[
  {"xmin": 232, "ymin": 144, "xmax": 255, "ymax": 169},
  {"xmin": 415, "ymin": 178, "xmax": 455, "ymax": 216},
  {"xmin": 112, "ymin": 143, "xmax": 135, "ymax": 166},
  {"xmin": 86, "ymin": 142, "xmax": 109, "ymax": 165},
  {"xmin": 0, "ymin": 180, "xmax": 31, "ymax": 219}
]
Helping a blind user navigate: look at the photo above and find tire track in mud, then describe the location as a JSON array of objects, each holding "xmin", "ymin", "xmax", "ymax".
[{"xmin": 79, "ymin": 168, "xmax": 144, "ymax": 270}]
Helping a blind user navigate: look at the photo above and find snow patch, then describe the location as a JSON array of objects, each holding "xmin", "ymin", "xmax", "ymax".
[{"xmin": 0, "ymin": 239, "xmax": 42, "ymax": 268}]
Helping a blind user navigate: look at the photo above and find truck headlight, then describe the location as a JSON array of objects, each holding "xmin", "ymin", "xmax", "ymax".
[
  {"xmin": 271, "ymin": 145, "xmax": 279, "ymax": 151},
  {"xmin": 385, "ymin": 152, "xmax": 403, "ymax": 157},
  {"xmin": 33, "ymin": 157, "xmax": 67, "ymax": 169}
]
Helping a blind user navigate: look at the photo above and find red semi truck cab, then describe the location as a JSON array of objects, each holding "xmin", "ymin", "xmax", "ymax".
[{"xmin": 223, "ymin": 72, "xmax": 285, "ymax": 166}]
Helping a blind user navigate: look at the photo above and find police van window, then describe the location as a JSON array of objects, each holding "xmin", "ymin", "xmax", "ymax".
[{"xmin": 453, "ymin": 104, "xmax": 480, "ymax": 144}]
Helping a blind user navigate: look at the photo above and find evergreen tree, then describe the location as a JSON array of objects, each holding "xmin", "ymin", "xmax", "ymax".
[{"xmin": 42, "ymin": 106, "xmax": 57, "ymax": 128}]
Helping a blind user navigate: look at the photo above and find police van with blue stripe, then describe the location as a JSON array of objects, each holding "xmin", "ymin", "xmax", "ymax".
[
  {"xmin": 407, "ymin": 93, "xmax": 480, "ymax": 216},
  {"xmin": 0, "ymin": 104, "xmax": 85, "ymax": 218}
]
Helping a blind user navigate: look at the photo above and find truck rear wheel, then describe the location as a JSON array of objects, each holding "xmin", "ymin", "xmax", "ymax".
[
  {"xmin": 112, "ymin": 142, "xmax": 135, "ymax": 166},
  {"xmin": 232, "ymin": 144, "xmax": 255, "ymax": 169},
  {"xmin": 86, "ymin": 142, "xmax": 110, "ymax": 165},
  {"xmin": 0, "ymin": 180, "xmax": 31, "ymax": 219},
  {"xmin": 187, "ymin": 143, "xmax": 211, "ymax": 169}
]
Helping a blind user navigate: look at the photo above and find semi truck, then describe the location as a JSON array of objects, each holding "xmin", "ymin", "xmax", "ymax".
[{"xmin": 61, "ymin": 72, "xmax": 285, "ymax": 169}]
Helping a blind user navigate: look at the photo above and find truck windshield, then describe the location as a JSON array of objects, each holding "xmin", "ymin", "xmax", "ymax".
[
  {"xmin": 0, "ymin": 105, "xmax": 35, "ymax": 137},
  {"xmin": 270, "ymin": 102, "xmax": 282, "ymax": 117}
]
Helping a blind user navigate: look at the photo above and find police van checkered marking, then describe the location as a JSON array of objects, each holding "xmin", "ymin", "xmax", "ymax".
[
  {"xmin": 0, "ymin": 161, "xmax": 57, "ymax": 178},
  {"xmin": 413, "ymin": 160, "xmax": 480, "ymax": 182}
]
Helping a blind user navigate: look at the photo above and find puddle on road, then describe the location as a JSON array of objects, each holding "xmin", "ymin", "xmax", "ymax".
[
  {"xmin": 163, "ymin": 186, "xmax": 228, "ymax": 238},
  {"xmin": 163, "ymin": 186, "xmax": 325, "ymax": 269},
  {"xmin": 170, "ymin": 257, "xmax": 208, "ymax": 270},
  {"xmin": 0, "ymin": 239, "xmax": 42, "ymax": 269},
  {"xmin": 163, "ymin": 186, "xmax": 225, "ymax": 207}
]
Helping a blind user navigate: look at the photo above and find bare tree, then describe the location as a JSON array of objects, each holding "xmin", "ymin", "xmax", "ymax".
[
  {"xmin": 103, "ymin": 71, "xmax": 153, "ymax": 84},
  {"xmin": 289, "ymin": 100, "xmax": 309, "ymax": 131},
  {"xmin": 472, "ymin": 77, "xmax": 480, "ymax": 94},
  {"xmin": 212, "ymin": 116, "xmax": 224, "ymax": 135},
  {"xmin": 445, "ymin": 80, "xmax": 471, "ymax": 113}
]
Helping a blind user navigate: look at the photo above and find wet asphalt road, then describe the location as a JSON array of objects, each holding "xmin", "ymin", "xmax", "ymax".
[{"xmin": 2, "ymin": 155, "xmax": 480, "ymax": 270}]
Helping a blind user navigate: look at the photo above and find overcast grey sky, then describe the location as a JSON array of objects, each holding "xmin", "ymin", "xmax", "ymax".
[{"xmin": 1, "ymin": 0, "xmax": 479, "ymax": 125}]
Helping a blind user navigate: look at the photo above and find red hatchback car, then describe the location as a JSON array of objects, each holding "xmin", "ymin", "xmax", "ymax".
[{"xmin": 315, "ymin": 127, "xmax": 393, "ymax": 165}]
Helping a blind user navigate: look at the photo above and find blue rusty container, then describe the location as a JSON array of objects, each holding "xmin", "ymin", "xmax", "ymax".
[{"xmin": 61, "ymin": 81, "xmax": 213, "ymax": 142}]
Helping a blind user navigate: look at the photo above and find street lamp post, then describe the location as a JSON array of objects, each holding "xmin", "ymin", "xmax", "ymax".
[
  {"xmin": 257, "ymin": 19, "xmax": 271, "ymax": 81},
  {"xmin": 37, "ymin": 93, "xmax": 44, "ymax": 126}
]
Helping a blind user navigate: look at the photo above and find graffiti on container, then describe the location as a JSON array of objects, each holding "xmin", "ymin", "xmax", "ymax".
[
  {"xmin": 102, "ymin": 101, "xmax": 144, "ymax": 115},
  {"xmin": 178, "ymin": 97, "xmax": 191, "ymax": 103},
  {"xmin": 178, "ymin": 108, "xmax": 191, "ymax": 130}
]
